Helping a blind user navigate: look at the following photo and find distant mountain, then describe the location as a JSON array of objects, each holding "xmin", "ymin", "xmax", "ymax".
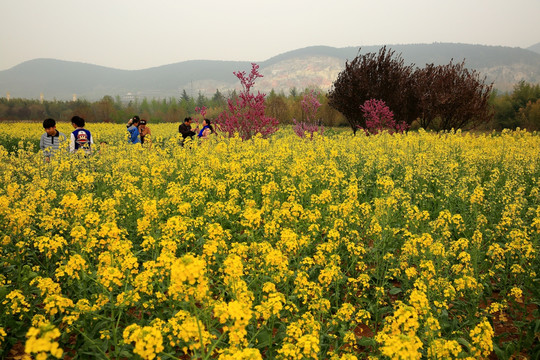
[
  {"xmin": 528, "ymin": 42, "xmax": 540, "ymax": 55},
  {"xmin": 0, "ymin": 58, "xmax": 252, "ymax": 101},
  {"xmin": 1, "ymin": 43, "xmax": 540, "ymax": 101}
]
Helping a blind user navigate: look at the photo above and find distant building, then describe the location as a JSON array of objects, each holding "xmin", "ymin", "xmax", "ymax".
[{"xmin": 122, "ymin": 92, "xmax": 137, "ymax": 103}]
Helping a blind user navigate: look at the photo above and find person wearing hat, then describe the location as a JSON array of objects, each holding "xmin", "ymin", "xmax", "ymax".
[{"xmin": 139, "ymin": 119, "xmax": 151, "ymax": 145}]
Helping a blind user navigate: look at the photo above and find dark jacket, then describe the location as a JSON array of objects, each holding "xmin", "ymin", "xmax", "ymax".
[{"xmin": 178, "ymin": 123, "xmax": 196, "ymax": 138}]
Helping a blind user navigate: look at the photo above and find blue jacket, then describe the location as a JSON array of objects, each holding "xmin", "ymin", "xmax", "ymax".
[{"xmin": 127, "ymin": 125, "xmax": 141, "ymax": 144}]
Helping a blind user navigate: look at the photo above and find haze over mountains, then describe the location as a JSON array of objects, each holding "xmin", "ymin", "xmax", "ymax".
[{"xmin": 1, "ymin": 42, "xmax": 540, "ymax": 101}]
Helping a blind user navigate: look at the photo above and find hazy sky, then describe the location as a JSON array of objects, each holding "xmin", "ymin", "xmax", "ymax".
[{"xmin": 1, "ymin": 0, "xmax": 539, "ymax": 71}]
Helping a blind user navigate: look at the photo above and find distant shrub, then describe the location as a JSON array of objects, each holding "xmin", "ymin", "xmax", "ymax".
[{"xmin": 293, "ymin": 90, "xmax": 324, "ymax": 138}]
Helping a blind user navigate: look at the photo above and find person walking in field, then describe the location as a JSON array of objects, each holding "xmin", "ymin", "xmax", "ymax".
[
  {"xmin": 70, "ymin": 116, "xmax": 93, "ymax": 154},
  {"xmin": 40, "ymin": 118, "xmax": 66, "ymax": 162}
]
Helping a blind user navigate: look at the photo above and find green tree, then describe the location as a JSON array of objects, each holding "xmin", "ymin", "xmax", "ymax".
[
  {"xmin": 519, "ymin": 99, "xmax": 540, "ymax": 131},
  {"xmin": 180, "ymin": 89, "xmax": 191, "ymax": 102},
  {"xmin": 289, "ymin": 87, "xmax": 299, "ymax": 98},
  {"xmin": 511, "ymin": 81, "xmax": 540, "ymax": 111},
  {"xmin": 140, "ymin": 98, "xmax": 151, "ymax": 118},
  {"xmin": 196, "ymin": 91, "xmax": 207, "ymax": 109},
  {"xmin": 94, "ymin": 95, "xmax": 115, "ymax": 122},
  {"xmin": 490, "ymin": 82, "xmax": 540, "ymax": 130},
  {"xmin": 211, "ymin": 89, "xmax": 226, "ymax": 108},
  {"xmin": 179, "ymin": 90, "xmax": 195, "ymax": 115},
  {"xmin": 490, "ymin": 92, "xmax": 517, "ymax": 130},
  {"xmin": 265, "ymin": 91, "xmax": 290, "ymax": 124},
  {"xmin": 28, "ymin": 103, "xmax": 46, "ymax": 120},
  {"xmin": 73, "ymin": 100, "xmax": 94, "ymax": 122},
  {"xmin": 318, "ymin": 95, "xmax": 347, "ymax": 127},
  {"xmin": 0, "ymin": 103, "xmax": 9, "ymax": 120}
]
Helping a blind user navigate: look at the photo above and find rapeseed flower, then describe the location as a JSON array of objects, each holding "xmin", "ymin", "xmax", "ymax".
[
  {"xmin": 25, "ymin": 323, "xmax": 63, "ymax": 360},
  {"xmin": 123, "ymin": 324, "xmax": 164, "ymax": 360},
  {"xmin": 1, "ymin": 124, "xmax": 539, "ymax": 358},
  {"xmin": 469, "ymin": 318, "xmax": 494, "ymax": 358}
]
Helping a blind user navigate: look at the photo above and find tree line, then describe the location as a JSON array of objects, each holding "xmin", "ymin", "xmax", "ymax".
[
  {"xmin": 0, "ymin": 89, "xmax": 348, "ymax": 127},
  {"xmin": 2, "ymin": 87, "xmax": 538, "ymax": 131}
]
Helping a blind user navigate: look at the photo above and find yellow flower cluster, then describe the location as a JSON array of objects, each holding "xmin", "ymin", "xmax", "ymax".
[
  {"xmin": 165, "ymin": 310, "xmax": 214, "ymax": 353},
  {"xmin": 25, "ymin": 323, "xmax": 63, "ymax": 360},
  {"xmin": 214, "ymin": 299, "xmax": 253, "ymax": 347},
  {"xmin": 1, "ymin": 124, "xmax": 539, "ymax": 359},
  {"xmin": 278, "ymin": 312, "xmax": 321, "ymax": 360},
  {"xmin": 123, "ymin": 323, "xmax": 164, "ymax": 360},
  {"xmin": 254, "ymin": 282, "xmax": 286, "ymax": 323},
  {"xmin": 0, "ymin": 327, "xmax": 6, "ymax": 346},
  {"xmin": 469, "ymin": 318, "xmax": 494, "ymax": 358},
  {"xmin": 3, "ymin": 290, "xmax": 30, "ymax": 317},
  {"xmin": 169, "ymin": 254, "xmax": 209, "ymax": 302}
]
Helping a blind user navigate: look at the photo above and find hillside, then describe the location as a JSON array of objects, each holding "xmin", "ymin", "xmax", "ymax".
[
  {"xmin": 528, "ymin": 42, "xmax": 540, "ymax": 55},
  {"xmin": 1, "ymin": 43, "xmax": 540, "ymax": 101}
]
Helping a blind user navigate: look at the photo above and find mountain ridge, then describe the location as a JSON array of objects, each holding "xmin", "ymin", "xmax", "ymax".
[
  {"xmin": 527, "ymin": 42, "xmax": 540, "ymax": 55},
  {"xmin": 1, "ymin": 43, "xmax": 540, "ymax": 101}
]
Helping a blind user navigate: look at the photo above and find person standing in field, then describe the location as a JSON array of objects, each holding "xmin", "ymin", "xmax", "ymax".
[
  {"xmin": 70, "ymin": 116, "xmax": 93, "ymax": 154},
  {"xmin": 127, "ymin": 116, "xmax": 141, "ymax": 144},
  {"xmin": 138, "ymin": 119, "xmax": 151, "ymax": 145},
  {"xmin": 40, "ymin": 118, "xmax": 66, "ymax": 162}
]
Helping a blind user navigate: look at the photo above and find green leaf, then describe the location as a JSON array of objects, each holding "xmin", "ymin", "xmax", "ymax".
[
  {"xmin": 456, "ymin": 337, "xmax": 471, "ymax": 350},
  {"xmin": 493, "ymin": 343, "xmax": 506, "ymax": 359},
  {"xmin": 255, "ymin": 329, "xmax": 273, "ymax": 348},
  {"xmin": 389, "ymin": 287, "xmax": 402, "ymax": 295},
  {"xmin": 357, "ymin": 337, "xmax": 376, "ymax": 347}
]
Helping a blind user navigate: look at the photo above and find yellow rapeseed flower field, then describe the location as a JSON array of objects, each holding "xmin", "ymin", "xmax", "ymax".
[{"xmin": 0, "ymin": 123, "xmax": 539, "ymax": 359}]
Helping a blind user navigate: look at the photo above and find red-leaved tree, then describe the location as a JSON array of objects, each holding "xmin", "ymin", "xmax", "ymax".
[
  {"xmin": 328, "ymin": 47, "xmax": 419, "ymax": 134},
  {"xmin": 293, "ymin": 90, "xmax": 324, "ymax": 138},
  {"xmin": 413, "ymin": 60, "xmax": 493, "ymax": 130},
  {"xmin": 216, "ymin": 63, "xmax": 278, "ymax": 140}
]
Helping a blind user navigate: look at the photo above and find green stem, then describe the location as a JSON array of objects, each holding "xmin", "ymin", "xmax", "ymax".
[
  {"xmin": 203, "ymin": 330, "xmax": 228, "ymax": 360},
  {"xmin": 191, "ymin": 300, "xmax": 206, "ymax": 359},
  {"xmin": 72, "ymin": 326, "xmax": 109, "ymax": 359},
  {"xmin": 160, "ymin": 353, "xmax": 181, "ymax": 360}
]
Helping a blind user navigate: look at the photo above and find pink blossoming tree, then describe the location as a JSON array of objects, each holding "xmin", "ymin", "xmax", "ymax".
[
  {"xmin": 216, "ymin": 63, "xmax": 278, "ymax": 140},
  {"xmin": 293, "ymin": 90, "xmax": 324, "ymax": 138},
  {"xmin": 359, "ymin": 99, "xmax": 408, "ymax": 135},
  {"xmin": 195, "ymin": 106, "xmax": 207, "ymax": 119}
]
